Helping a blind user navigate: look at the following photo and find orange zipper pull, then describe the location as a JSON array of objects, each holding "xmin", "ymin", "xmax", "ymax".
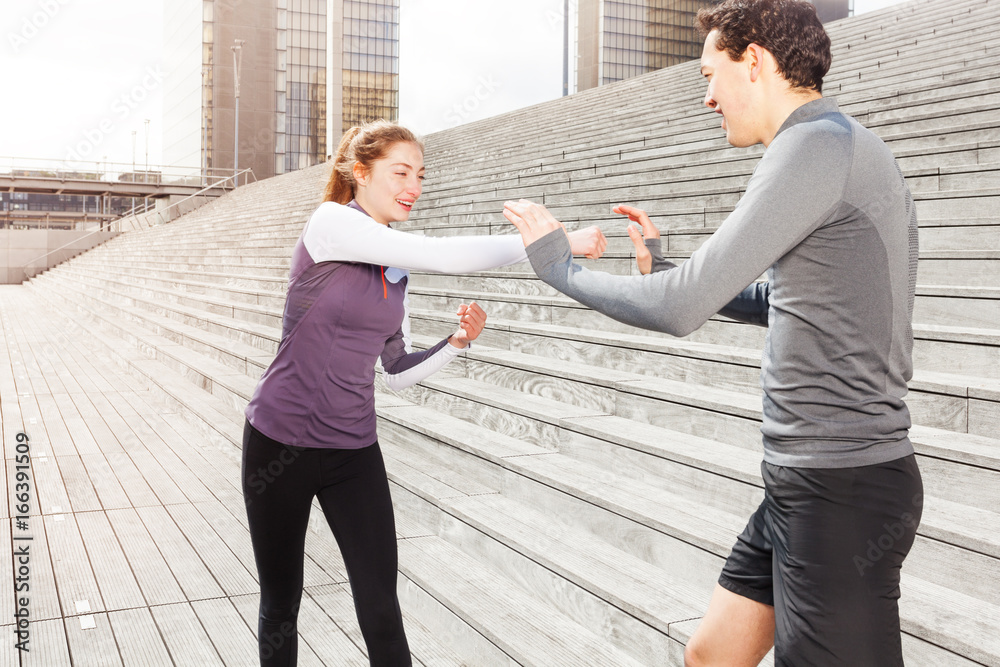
[{"xmin": 381, "ymin": 266, "xmax": 387, "ymax": 299}]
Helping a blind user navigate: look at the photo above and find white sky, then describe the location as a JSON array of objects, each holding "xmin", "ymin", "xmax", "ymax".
[{"xmin": 0, "ymin": 0, "xmax": 906, "ymax": 171}]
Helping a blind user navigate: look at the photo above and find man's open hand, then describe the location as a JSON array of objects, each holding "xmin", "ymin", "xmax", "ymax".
[{"xmin": 615, "ymin": 204, "xmax": 660, "ymax": 275}]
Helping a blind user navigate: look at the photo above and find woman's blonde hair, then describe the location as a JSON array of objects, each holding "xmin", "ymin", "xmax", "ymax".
[{"xmin": 323, "ymin": 120, "xmax": 424, "ymax": 204}]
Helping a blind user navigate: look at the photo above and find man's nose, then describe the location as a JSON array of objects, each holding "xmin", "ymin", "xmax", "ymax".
[{"xmin": 704, "ymin": 88, "xmax": 717, "ymax": 109}]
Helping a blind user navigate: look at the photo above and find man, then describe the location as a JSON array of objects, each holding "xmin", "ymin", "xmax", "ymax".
[{"xmin": 502, "ymin": 0, "xmax": 923, "ymax": 664}]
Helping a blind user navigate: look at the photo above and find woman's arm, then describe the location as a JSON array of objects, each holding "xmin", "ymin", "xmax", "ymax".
[
  {"xmin": 380, "ymin": 289, "xmax": 486, "ymax": 391},
  {"xmin": 304, "ymin": 202, "xmax": 606, "ymax": 273}
]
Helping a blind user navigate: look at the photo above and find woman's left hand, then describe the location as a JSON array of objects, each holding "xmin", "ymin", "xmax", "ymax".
[
  {"xmin": 449, "ymin": 302, "xmax": 487, "ymax": 348},
  {"xmin": 566, "ymin": 225, "xmax": 608, "ymax": 259}
]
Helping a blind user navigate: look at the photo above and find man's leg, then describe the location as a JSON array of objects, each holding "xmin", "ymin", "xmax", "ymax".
[
  {"xmin": 687, "ymin": 496, "xmax": 777, "ymax": 666},
  {"xmin": 685, "ymin": 584, "xmax": 775, "ymax": 666}
]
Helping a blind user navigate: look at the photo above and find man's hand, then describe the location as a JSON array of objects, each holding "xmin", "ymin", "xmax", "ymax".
[
  {"xmin": 615, "ymin": 204, "xmax": 660, "ymax": 275},
  {"xmin": 503, "ymin": 199, "xmax": 566, "ymax": 248},
  {"xmin": 448, "ymin": 302, "xmax": 486, "ymax": 348},
  {"xmin": 566, "ymin": 225, "xmax": 608, "ymax": 259}
]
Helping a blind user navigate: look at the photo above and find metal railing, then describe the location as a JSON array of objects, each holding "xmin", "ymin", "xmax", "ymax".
[
  {"xmin": 122, "ymin": 167, "xmax": 255, "ymax": 230},
  {"xmin": 0, "ymin": 155, "xmax": 239, "ymax": 186},
  {"xmin": 21, "ymin": 168, "xmax": 256, "ymax": 282}
]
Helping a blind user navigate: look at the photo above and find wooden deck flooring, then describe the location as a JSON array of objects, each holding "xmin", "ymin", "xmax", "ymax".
[{"xmin": 0, "ymin": 285, "xmax": 433, "ymax": 666}]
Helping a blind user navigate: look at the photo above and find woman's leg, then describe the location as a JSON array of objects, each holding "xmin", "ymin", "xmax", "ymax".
[
  {"xmin": 315, "ymin": 442, "xmax": 411, "ymax": 667},
  {"xmin": 243, "ymin": 421, "xmax": 316, "ymax": 667}
]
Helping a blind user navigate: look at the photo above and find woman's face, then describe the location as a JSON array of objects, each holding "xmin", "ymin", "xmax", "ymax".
[{"xmin": 354, "ymin": 141, "xmax": 425, "ymax": 225}]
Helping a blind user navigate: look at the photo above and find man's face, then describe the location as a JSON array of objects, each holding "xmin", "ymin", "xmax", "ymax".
[{"xmin": 700, "ymin": 30, "xmax": 760, "ymax": 148}]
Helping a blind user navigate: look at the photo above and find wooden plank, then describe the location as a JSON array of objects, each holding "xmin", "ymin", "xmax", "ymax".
[
  {"xmin": 74, "ymin": 512, "xmax": 146, "ymax": 611},
  {"xmin": 0, "ymin": 626, "xmax": 20, "ymax": 667},
  {"xmin": 62, "ymin": 612, "xmax": 124, "ymax": 666},
  {"xmin": 105, "ymin": 508, "xmax": 185, "ymax": 606},
  {"xmin": 34, "ymin": 393, "xmax": 79, "ymax": 458},
  {"xmin": 52, "ymin": 393, "xmax": 102, "ymax": 457},
  {"xmin": 106, "ymin": 401, "xmax": 191, "ymax": 506},
  {"xmin": 103, "ymin": 450, "xmax": 161, "ymax": 508},
  {"xmin": 190, "ymin": 597, "xmax": 260, "ymax": 666},
  {"xmin": 125, "ymin": 411, "xmax": 223, "ymax": 505},
  {"xmin": 69, "ymin": 392, "xmax": 125, "ymax": 455},
  {"xmin": 55, "ymin": 456, "xmax": 103, "ymax": 513},
  {"xmin": 165, "ymin": 503, "xmax": 257, "ymax": 596},
  {"xmin": 135, "ymin": 505, "xmax": 224, "ymax": 601},
  {"xmin": 229, "ymin": 593, "xmax": 328, "ymax": 667},
  {"xmin": 149, "ymin": 602, "xmax": 225, "ymax": 666},
  {"xmin": 17, "ymin": 617, "xmax": 71, "ymax": 667},
  {"xmin": 80, "ymin": 454, "xmax": 133, "ymax": 510},
  {"xmin": 44, "ymin": 514, "xmax": 105, "ymax": 615},
  {"xmin": 107, "ymin": 607, "xmax": 173, "ymax": 667}
]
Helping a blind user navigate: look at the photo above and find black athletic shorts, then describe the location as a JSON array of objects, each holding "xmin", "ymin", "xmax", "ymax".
[{"xmin": 719, "ymin": 454, "xmax": 923, "ymax": 667}]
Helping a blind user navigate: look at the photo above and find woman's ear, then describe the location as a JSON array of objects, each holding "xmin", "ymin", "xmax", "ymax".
[{"xmin": 353, "ymin": 161, "xmax": 368, "ymax": 187}]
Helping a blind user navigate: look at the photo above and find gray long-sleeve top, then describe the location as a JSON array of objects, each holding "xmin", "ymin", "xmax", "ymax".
[{"xmin": 526, "ymin": 98, "xmax": 918, "ymax": 468}]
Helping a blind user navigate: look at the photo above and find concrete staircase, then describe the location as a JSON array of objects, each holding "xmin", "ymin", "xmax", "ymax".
[{"xmin": 23, "ymin": 0, "xmax": 1000, "ymax": 663}]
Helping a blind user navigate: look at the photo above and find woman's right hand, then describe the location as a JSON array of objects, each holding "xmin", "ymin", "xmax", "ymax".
[
  {"xmin": 614, "ymin": 204, "xmax": 660, "ymax": 275},
  {"xmin": 449, "ymin": 302, "xmax": 487, "ymax": 348}
]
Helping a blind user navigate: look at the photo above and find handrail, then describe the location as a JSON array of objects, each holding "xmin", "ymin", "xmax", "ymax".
[
  {"xmin": 21, "ymin": 168, "xmax": 256, "ymax": 282},
  {"xmin": 0, "ymin": 155, "xmax": 239, "ymax": 184},
  {"xmin": 124, "ymin": 167, "xmax": 256, "ymax": 230}
]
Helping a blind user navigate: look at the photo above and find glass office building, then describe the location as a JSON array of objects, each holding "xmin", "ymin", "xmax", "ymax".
[
  {"xmin": 341, "ymin": 0, "xmax": 399, "ymax": 134},
  {"xmin": 576, "ymin": 0, "xmax": 719, "ymax": 91},
  {"xmin": 163, "ymin": 0, "xmax": 399, "ymax": 180},
  {"xmin": 281, "ymin": 0, "xmax": 328, "ymax": 173}
]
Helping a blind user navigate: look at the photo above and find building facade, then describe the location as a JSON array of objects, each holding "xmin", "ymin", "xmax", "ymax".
[
  {"xmin": 574, "ymin": 0, "xmax": 721, "ymax": 92},
  {"xmin": 572, "ymin": 0, "xmax": 850, "ymax": 93},
  {"xmin": 163, "ymin": 0, "xmax": 399, "ymax": 181}
]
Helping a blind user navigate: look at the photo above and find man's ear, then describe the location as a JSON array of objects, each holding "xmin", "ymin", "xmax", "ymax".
[
  {"xmin": 746, "ymin": 42, "xmax": 767, "ymax": 83},
  {"xmin": 353, "ymin": 161, "xmax": 368, "ymax": 186}
]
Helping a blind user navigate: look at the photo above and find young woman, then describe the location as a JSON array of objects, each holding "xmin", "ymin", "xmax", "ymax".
[{"xmin": 242, "ymin": 121, "xmax": 607, "ymax": 666}]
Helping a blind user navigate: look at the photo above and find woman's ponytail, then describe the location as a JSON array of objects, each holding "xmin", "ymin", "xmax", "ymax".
[{"xmin": 323, "ymin": 126, "xmax": 363, "ymax": 204}]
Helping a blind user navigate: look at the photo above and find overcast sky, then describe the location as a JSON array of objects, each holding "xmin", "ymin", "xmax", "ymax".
[{"xmin": 0, "ymin": 0, "xmax": 905, "ymax": 171}]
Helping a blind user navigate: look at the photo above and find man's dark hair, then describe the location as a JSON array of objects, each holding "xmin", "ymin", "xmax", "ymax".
[{"xmin": 697, "ymin": 0, "xmax": 832, "ymax": 93}]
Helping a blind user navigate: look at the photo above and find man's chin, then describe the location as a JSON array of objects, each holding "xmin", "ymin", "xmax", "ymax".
[{"xmin": 725, "ymin": 132, "xmax": 756, "ymax": 149}]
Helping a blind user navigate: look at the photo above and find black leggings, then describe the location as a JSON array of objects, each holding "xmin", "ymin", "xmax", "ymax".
[{"xmin": 241, "ymin": 421, "xmax": 411, "ymax": 666}]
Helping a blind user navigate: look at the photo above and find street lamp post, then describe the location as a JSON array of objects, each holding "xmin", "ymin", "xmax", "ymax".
[
  {"xmin": 232, "ymin": 39, "xmax": 246, "ymax": 186},
  {"xmin": 202, "ymin": 66, "xmax": 210, "ymax": 186},
  {"xmin": 144, "ymin": 118, "xmax": 150, "ymax": 184},
  {"xmin": 132, "ymin": 130, "xmax": 137, "ymax": 210}
]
